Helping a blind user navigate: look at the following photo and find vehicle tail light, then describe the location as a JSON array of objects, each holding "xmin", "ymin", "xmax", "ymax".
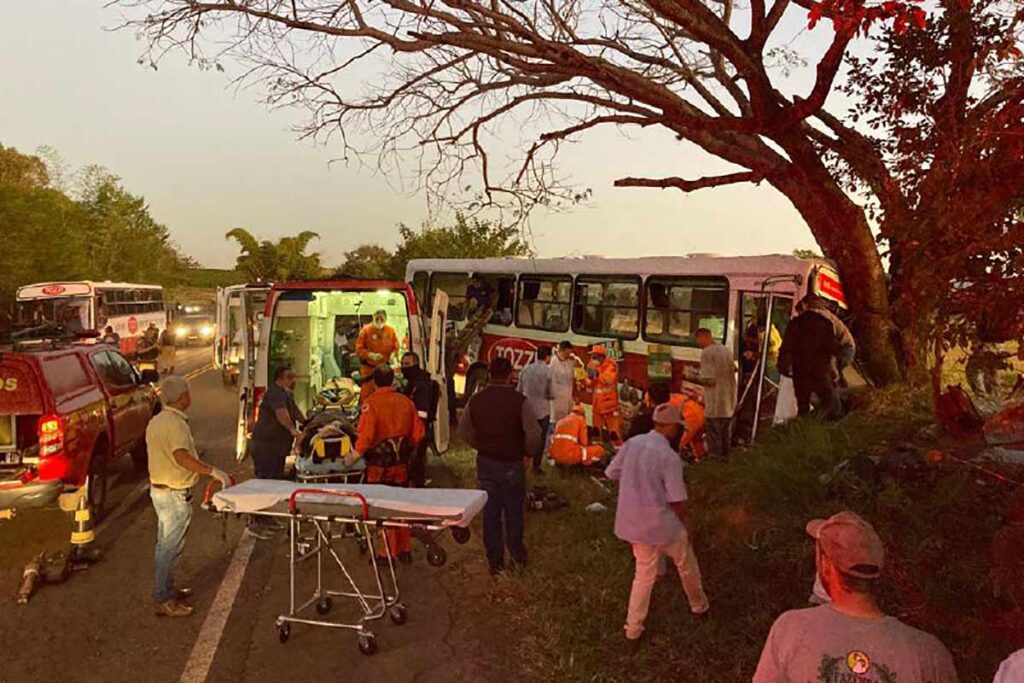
[{"xmin": 37, "ymin": 415, "xmax": 64, "ymax": 457}]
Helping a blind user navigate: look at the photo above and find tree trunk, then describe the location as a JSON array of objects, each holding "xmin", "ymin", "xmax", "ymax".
[{"xmin": 771, "ymin": 168, "xmax": 904, "ymax": 386}]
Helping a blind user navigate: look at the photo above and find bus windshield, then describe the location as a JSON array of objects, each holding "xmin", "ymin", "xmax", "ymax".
[{"xmin": 14, "ymin": 297, "xmax": 91, "ymax": 331}]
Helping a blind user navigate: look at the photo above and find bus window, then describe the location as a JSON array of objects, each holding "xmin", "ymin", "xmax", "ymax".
[
  {"xmin": 572, "ymin": 278, "xmax": 640, "ymax": 339},
  {"xmin": 516, "ymin": 276, "xmax": 571, "ymax": 332},
  {"xmin": 430, "ymin": 273, "xmax": 469, "ymax": 322},
  {"xmin": 644, "ymin": 277, "xmax": 729, "ymax": 346},
  {"xmin": 476, "ymin": 273, "xmax": 515, "ymax": 326}
]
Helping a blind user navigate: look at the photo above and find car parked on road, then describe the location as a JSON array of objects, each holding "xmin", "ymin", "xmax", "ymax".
[{"xmin": 0, "ymin": 336, "xmax": 160, "ymax": 517}]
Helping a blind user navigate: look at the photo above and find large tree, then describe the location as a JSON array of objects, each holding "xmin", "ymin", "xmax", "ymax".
[{"xmin": 122, "ymin": 0, "xmax": 1024, "ymax": 384}]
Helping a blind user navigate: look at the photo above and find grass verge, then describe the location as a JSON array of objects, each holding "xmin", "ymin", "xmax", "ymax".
[{"xmin": 443, "ymin": 385, "xmax": 1022, "ymax": 682}]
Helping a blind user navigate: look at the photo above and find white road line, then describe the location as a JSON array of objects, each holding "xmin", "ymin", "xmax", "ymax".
[{"xmin": 179, "ymin": 533, "xmax": 257, "ymax": 683}]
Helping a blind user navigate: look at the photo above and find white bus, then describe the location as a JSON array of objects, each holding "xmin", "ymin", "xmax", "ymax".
[
  {"xmin": 406, "ymin": 254, "xmax": 851, "ymax": 437},
  {"xmin": 15, "ymin": 281, "xmax": 167, "ymax": 355}
]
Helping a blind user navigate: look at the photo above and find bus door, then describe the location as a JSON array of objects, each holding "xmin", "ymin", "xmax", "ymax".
[
  {"xmin": 426, "ymin": 290, "xmax": 451, "ymax": 454},
  {"xmin": 735, "ymin": 291, "xmax": 793, "ymax": 442}
]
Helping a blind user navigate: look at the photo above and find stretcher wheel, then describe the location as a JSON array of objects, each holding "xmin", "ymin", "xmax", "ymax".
[
  {"xmin": 451, "ymin": 526, "xmax": 471, "ymax": 545},
  {"xmin": 357, "ymin": 538, "xmax": 368, "ymax": 555},
  {"xmin": 388, "ymin": 603, "xmax": 408, "ymax": 625},
  {"xmin": 426, "ymin": 544, "xmax": 447, "ymax": 567},
  {"xmin": 277, "ymin": 623, "xmax": 291, "ymax": 644},
  {"xmin": 316, "ymin": 597, "xmax": 333, "ymax": 615},
  {"xmin": 358, "ymin": 633, "xmax": 378, "ymax": 656}
]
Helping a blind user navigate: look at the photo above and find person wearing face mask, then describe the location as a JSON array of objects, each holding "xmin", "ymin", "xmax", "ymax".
[
  {"xmin": 356, "ymin": 309, "xmax": 400, "ymax": 398},
  {"xmin": 400, "ymin": 351, "xmax": 437, "ymax": 487},
  {"xmin": 753, "ymin": 511, "xmax": 958, "ymax": 682},
  {"xmin": 605, "ymin": 403, "xmax": 709, "ymax": 642}
]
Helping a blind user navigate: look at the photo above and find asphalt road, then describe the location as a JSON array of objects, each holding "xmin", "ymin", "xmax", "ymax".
[{"xmin": 0, "ymin": 346, "xmax": 510, "ymax": 683}]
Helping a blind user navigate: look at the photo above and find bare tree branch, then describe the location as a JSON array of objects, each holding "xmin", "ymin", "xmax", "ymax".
[{"xmin": 613, "ymin": 170, "xmax": 764, "ymax": 191}]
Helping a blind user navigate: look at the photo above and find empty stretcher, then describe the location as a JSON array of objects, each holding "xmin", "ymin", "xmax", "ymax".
[{"xmin": 211, "ymin": 479, "xmax": 487, "ymax": 654}]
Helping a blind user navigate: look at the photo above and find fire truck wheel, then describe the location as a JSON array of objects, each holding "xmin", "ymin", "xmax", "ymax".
[{"xmin": 87, "ymin": 445, "xmax": 109, "ymax": 520}]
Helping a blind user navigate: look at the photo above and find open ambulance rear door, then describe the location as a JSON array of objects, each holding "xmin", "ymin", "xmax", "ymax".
[
  {"xmin": 426, "ymin": 290, "xmax": 450, "ymax": 454},
  {"xmin": 234, "ymin": 286, "xmax": 270, "ymax": 462}
]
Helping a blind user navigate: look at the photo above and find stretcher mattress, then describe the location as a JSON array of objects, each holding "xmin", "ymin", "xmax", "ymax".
[{"xmin": 212, "ymin": 479, "xmax": 487, "ymax": 527}]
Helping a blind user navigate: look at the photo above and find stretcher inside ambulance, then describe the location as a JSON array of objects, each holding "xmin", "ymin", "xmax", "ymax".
[{"xmin": 238, "ymin": 281, "xmax": 451, "ymax": 465}]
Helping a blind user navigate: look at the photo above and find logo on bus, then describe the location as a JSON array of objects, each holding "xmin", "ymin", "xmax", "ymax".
[
  {"xmin": 41, "ymin": 285, "xmax": 66, "ymax": 296},
  {"xmin": 127, "ymin": 316, "xmax": 139, "ymax": 334},
  {"xmin": 487, "ymin": 337, "xmax": 538, "ymax": 371}
]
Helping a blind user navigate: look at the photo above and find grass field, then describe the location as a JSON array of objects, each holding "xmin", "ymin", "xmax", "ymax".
[{"xmin": 444, "ymin": 384, "xmax": 1022, "ymax": 682}]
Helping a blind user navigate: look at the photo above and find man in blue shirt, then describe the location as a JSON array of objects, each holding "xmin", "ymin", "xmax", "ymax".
[{"xmin": 606, "ymin": 403, "xmax": 709, "ymax": 641}]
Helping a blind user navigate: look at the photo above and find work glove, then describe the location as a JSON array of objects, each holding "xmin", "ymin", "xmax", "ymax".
[
  {"xmin": 368, "ymin": 352, "xmax": 383, "ymax": 362},
  {"xmin": 211, "ymin": 468, "xmax": 234, "ymax": 489}
]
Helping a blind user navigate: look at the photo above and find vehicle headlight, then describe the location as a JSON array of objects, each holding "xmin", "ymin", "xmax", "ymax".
[
  {"xmin": 175, "ymin": 327, "xmax": 188, "ymax": 337},
  {"xmin": 200, "ymin": 325, "xmax": 214, "ymax": 336}
]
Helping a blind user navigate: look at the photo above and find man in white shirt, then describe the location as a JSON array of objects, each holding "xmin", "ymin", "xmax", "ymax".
[
  {"xmin": 605, "ymin": 403, "xmax": 709, "ymax": 641},
  {"xmin": 516, "ymin": 346, "xmax": 554, "ymax": 474},
  {"xmin": 550, "ymin": 340, "xmax": 579, "ymax": 424},
  {"xmin": 694, "ymin": 328, "xmax": 737, "ymax": 458}
]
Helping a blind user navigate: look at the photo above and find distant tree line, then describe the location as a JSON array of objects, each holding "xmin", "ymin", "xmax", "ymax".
[{"xmin": 0, "ymin": 143, "xmax": 194, "ymax": 309}]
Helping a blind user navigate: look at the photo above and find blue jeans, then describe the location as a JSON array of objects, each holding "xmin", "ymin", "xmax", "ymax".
[
  {"xmin": 151, "ymin": 488, "xmax": 193, "ymax": 604},
  {"xmin": 476, "ymin": 457, "xmax": 527, "ymax": 571}
]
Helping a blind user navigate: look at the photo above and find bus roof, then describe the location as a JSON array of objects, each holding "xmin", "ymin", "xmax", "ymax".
[
  {"xmin": 405, "ymin": 254, "xmax": 835, "ymax": 280},
  {"xmin": 16, "ymin": 281, "xmax": 164, "ymax": 299}
]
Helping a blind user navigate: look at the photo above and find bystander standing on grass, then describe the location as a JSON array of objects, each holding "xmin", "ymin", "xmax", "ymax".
[{"xmin": 605, "ymin": 402, "xmax": 709, "ymax": 642}]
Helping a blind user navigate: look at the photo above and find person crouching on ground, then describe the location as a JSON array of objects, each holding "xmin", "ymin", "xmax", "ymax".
[
  {"xmin": 348, "ymin": 364, "xmax": 424, "ymax": 564},
  {"xmin": 549, "ymin": 404, "xmax": 606, "ymax": 467},
  {"xmin": 146, "ymin": 375, "xmax": 232, "ymax": 617},
  {"xmin": 457, "ymin": 356, "xmax": 542, "ymax": 575},
  {"xmin": 605, "ymin": 403, "xmax": 709, "ymax": 641},
  {"xmin": 753, "ymin": 511, "xmax": 958, "ymax": 682}
]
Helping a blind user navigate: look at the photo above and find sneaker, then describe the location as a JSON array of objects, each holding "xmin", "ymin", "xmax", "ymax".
[{"xmin": 155, "ymin": 600, "xmax": 194, "ymax": 618}]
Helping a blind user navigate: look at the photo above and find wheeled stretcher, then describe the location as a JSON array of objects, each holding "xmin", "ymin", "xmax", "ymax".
[{"xmin": 210, "ymin": 479, "xmax": 487, "ymax": 655}]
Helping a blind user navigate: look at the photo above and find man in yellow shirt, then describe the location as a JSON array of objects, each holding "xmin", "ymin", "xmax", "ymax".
[{"xmin": 147, "ymin": 375, "xmax": 231, "ymax": 618}]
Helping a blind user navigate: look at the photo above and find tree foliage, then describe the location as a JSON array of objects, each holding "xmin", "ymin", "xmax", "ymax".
[
  {"xmin": 337, "ymin": 213, "xmax": 533, "ymax": 279},
  {"xmin": 0, "ymin": 144, "xmax": 192, "ymax": 310},
  {"xmin": 121, "ymin": 0, "xmax": 1023, "ymax": 384},
  {"xmin": 225, "ymin": 227, "xmax": 323, "ymax": 281}
]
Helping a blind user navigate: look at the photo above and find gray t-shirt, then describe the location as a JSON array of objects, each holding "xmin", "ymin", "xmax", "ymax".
[{"xmin": 753, "ymin": 605, "xmax": 958, "ymax": 683}]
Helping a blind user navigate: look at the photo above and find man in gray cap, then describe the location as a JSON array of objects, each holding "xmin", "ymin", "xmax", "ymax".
[
  {"xmin": 754, "ymin": 511, "xmax": 958, "ymax": 682},
  {"xmin": 146, "ymin": 375, "xmax": 232, "ymax": 618},
  {"xmin": 605, "ymin": 402, "xmax": 709, "ymax": 642}
]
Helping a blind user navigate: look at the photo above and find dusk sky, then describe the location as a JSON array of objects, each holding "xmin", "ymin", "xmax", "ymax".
[{"xmin": 1, "ymin": 1, "xmax": 844, "ymax": 269}]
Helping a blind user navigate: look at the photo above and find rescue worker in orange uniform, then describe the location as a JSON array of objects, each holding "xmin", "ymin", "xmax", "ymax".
[
  {"xmin": 670, "ymin": 392, "xmax": 707, "ymax": 460},
  {"xmin": 348, "ymin": 365, "xmax": 425, "ymax": 564},
  {"xmin": 586, "ymin": 345, "xmax": 622, "ymax": 444},
  {"xmin": 550, "ymin": 404, "xmax": 606, "ymax": 467},
  {"xmin": 355, "ymin": 309, "xmax": 400, "ymax": 398}
]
